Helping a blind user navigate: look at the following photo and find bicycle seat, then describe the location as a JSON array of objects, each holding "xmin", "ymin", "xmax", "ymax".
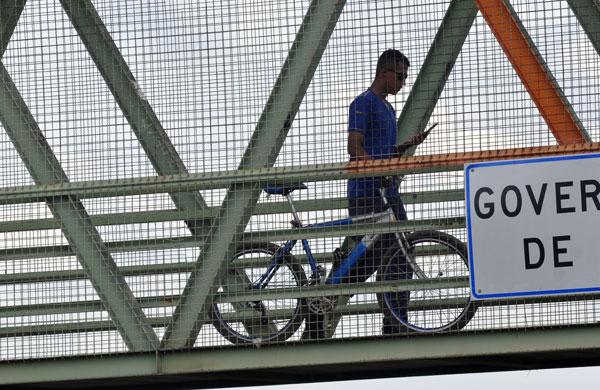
[{"xmin": 263, "ymin": 183, "xmax": 308, "ymax": 196}]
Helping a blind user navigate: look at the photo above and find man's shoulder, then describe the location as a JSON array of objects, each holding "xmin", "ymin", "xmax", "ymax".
[
  {"xmin": 354, "ymin": 89, "xmax": 375, "ymax": 101},
  {"xmin": 351, "ymin": 89, "xmax": 376, "ymax": 108}
]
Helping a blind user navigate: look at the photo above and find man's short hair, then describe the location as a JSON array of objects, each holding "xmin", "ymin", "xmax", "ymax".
[{"xmin": 375, "ymin": 49, "xmax": 410, "ymax": 76}]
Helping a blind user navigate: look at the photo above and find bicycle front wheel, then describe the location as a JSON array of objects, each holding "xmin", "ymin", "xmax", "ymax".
[
  {"xmin": 212, "ymin": 242, "xmax": 307, "ymax": 345},
  {"xmin": 379, "ymin": 230, "xmax": 476, "ymax": 333}
]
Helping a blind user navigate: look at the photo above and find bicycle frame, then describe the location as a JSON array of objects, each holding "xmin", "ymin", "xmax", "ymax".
[{"xmin": 253, "ymin": 189, "xmax": 422, "ymax": 290}]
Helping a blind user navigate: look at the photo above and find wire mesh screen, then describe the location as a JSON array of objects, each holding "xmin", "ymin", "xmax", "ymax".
[{"xmin": 0, "ymin": 0, "xmax": 599, "ymax": 361}]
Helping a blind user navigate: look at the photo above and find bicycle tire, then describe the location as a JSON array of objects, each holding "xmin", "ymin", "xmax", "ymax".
[
  {"xmin": 212, "ymin": 242, "xmax": 308, "ymax": 344},
  {"xmin": 378, "ymin": 230, "xmax": 477, "ymax": 333}
]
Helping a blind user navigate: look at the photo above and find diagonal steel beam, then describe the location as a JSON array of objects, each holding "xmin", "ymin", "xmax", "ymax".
[
  {"xmin": 161, "ymin": 0, "xmax": 347, "ymax": 349},
  {"xmin": 0, "ymin": 0, "xmax": 26, "ymax": 57},
  {"xmin": 59, "ymin": 0, "xmax": 209, "ymax": 236},
  {"xmin": 0, "ymin": 142, "xmax": 598, "ymax": 205},
  {"xmin": 0, "ymin": 61, "xmax": 158, "ymax": 351},
  {"xmin": 397, "ymin": 0, "xmax": 479, "ymax": 146},
  {"xmin": 566, "ymin": 0, "xmax": 600, "ymax": 56}
]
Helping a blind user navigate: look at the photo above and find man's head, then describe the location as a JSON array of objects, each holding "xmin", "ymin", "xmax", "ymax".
[{"xmin": 374, "ymin": 49, "xmax": 410, "ymax": 96}]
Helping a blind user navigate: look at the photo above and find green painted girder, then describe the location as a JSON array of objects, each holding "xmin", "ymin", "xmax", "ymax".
[
  {"xmin": 59, "ymin": 0, "xmax": 209, "ymax": 236},
  {"xmin": 1, "ymin": 276, "xmax": 469, "ymax": 317},
  {"xmin": 0, "ymin": 189, "xmax": 464, "ymax": 233},
  {"xmin": 0, "ymin": 162, "xmax": 461, "ymax": 205},
  {"xmin": 567, "ymin": 0, "xmax": 600, "ymax": 55},
  {"xmin": 1, "ymin": 299, "xmax": 470, "ymax": 337},
  {"xmin": 396, "ymin": 0, "xmax": 479, "ymax": 146},
  {"xmin": 0, "ymin": 252, "xmax": 337, "ymax": 285},
  {"xmin": 0, "ymin": 295, "xmax": 179, "ymax": 319},
  {"xmin": 3, "ymin": 326, "xmax": 600, "ymax": 387},
  {"xmin": 0, "ymin": 62, "xmax": 158, "ymax": 351},
  {"xmin": 4, "ymin": 290, "xmax": 600, "ymax": 335},
  {"xmin": 214, "ymin": 276, "xmax": 469, "ymax": 303},
  {"xmin": 0, "ymin": 217, "xmax": 465, "ymax": 263},
  {"xmin": 0, "ymin": 0, "xmax": 26, "ymax": 56},
  {"xmin": 1, "ymin": 242, "xmax": 459, "ymax": 286},
  {"xmin": 160, "ymin": 0, "xmax": 347, "ymax": 349},
  {"xmin": 0, "ymin": 317, "xmax": 170, "ymax": 338},
  {"xmin": 0, "ymin": 241, "xmax": 460, "ymax": 285}
]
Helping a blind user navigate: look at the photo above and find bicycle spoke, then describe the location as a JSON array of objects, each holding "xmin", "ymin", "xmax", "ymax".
[
  {"xmin": 213, "ymin": 243, "xmax": 307, "ymax": 344},
  {"xmin": 381, "ymin": 231, "xmax": 477, "ymax": 333},
  {"xmin": 222, "ymin": 268, "xmax": 279, "ymax": 337}
]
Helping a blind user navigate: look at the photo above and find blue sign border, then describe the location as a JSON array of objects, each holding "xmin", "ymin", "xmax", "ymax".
[{"xmin": 465, "ymin": 152, "xmax": 600, "ymax": 299}]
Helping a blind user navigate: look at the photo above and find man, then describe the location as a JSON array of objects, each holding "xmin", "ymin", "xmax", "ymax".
[{"xmin": 346, "ymin": 49, "xmax": 428, "ymax": 334}]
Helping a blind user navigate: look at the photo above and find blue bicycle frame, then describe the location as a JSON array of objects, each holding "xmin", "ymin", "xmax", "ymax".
[{"xmin": 253, "ymin": 190, "xmax": 400, "ymax": 289}]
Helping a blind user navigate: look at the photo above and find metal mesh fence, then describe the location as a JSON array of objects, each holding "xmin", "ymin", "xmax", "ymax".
[{"xmin": 0, "ymin": 0, "xmax": 599, "ymax": 361}]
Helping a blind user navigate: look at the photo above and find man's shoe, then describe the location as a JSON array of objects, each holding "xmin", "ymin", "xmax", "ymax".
[{"xmin": 382, "ymin": 324, "xmax": 401, "ymax": 335}]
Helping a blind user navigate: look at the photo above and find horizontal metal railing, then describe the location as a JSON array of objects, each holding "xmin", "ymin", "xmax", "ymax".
[
  {"xmin": 0, "ymin": 189, "xmax": 464, "ymax": 233},
  {"xmin": 3, "ymin": 286, "xmax": 599, "ymax": 338}
]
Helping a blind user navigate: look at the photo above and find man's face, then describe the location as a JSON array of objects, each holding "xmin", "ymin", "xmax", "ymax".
[{"xmin": 385, "ymin": 63, "xmax": 408, "ymax": 95}]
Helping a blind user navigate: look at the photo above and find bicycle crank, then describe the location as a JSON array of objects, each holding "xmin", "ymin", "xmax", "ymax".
[{"xmin": 306, "ymin": 296, "xmax": 336, "ymax": 314}]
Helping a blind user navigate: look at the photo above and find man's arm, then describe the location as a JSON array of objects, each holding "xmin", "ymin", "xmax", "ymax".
[{"xmin": 348, "ymin": 131, "xmax": 371, "ymax": 161}]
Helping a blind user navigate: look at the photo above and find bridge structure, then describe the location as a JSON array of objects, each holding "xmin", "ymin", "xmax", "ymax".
[{"xmin": 0, "ymin": 0, "xmax": 599, "ymax": 388}]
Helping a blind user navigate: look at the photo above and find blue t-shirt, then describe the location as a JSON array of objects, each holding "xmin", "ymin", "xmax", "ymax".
[{"xmin": 347, "ymin": 89, "xmax": 399, "ymax": 198}]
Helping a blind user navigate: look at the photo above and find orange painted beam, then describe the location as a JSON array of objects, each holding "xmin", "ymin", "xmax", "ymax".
[
  {"xmin": 475, "ymin": 0, "xmax": 587, "ymax": 145},
  {"xmin": 346, "ymin": 142, "xmax": 600, "ymax": 175}
]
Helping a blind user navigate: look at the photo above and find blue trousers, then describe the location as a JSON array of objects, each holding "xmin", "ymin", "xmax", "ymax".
[
  {"xmin": 347, "ymin": 193, "xmax": 412, "ymax": 326},
  {"xmin": 305, "ymin": 193, "xmax": 411, "ymax": 338}
]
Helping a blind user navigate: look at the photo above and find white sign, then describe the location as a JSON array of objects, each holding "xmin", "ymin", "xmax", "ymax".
[{"xmin": 465, "ymin": 153, "xmax": 600, "ymax": 300}]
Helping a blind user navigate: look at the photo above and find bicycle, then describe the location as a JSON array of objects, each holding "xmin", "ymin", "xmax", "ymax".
[{"xmin": 212, "ymin": 182, "xmax": 477, "ymax": 345}]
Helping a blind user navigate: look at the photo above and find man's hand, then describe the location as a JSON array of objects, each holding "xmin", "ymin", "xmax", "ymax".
[
  {"xmin": 381, "ymin": 175, "xmax": 395, "ymax": 189},
  {"xmin": 395, "ymin": 123, "xmax": 437, "ymax": 156},
  {"xmin": 395, "ymin": 132, "xmax": 428, "ymax": 156}
]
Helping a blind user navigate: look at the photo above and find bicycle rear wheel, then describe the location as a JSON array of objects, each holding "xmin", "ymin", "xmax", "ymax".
[
  {"xmin": 379, "ymin": 230, "xmax": 476, "ymax": 333},
  {"xmin": 212, "ymin": 242, "xmax": 307, "ymax": 344}
]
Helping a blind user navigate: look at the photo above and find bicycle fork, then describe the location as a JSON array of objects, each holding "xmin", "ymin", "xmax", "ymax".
[{"xmin": 378, "ymin": 189, "xmax": 428, "ymax": 280}]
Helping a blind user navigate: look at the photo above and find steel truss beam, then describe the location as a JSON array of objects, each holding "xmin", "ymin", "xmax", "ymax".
[
  {"xmin": 0, "ymin": 0, "xmax": 26, "ymax": 56},
  {"xmin": 567, "ymin": 0, "xmax": 600, "ymax": 56},
  {"xmin": 59, "ymin": 0, "xmax": 209, "ymax": 236},
  {"xmin": 161, "ymin": 0, "xmax": 347, "ymax": 349},
  {"xmin": 0, "ymin": 189, "xmax": 463, "ymax": 233},
  {"xmin": 0, "ymin": 62, "xmax": 158, "ymax": 351},
  {"xmin": 0, "ymin": 217, "xmax": 464, "ymax": 264},
  {"xmin": 3, "ymin": 291, "xmax": 595, "ymax": 330},
  {"xmin": 3, "ymin": 326, "xmax": 600, "ymax": 388},
  {"xmin": 1, "ymin": 142, "xmax": 597, "ymax": 206},
  {"xmin": 397, "ymin": 0, "xmax": 479, "ymax": 146}
]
